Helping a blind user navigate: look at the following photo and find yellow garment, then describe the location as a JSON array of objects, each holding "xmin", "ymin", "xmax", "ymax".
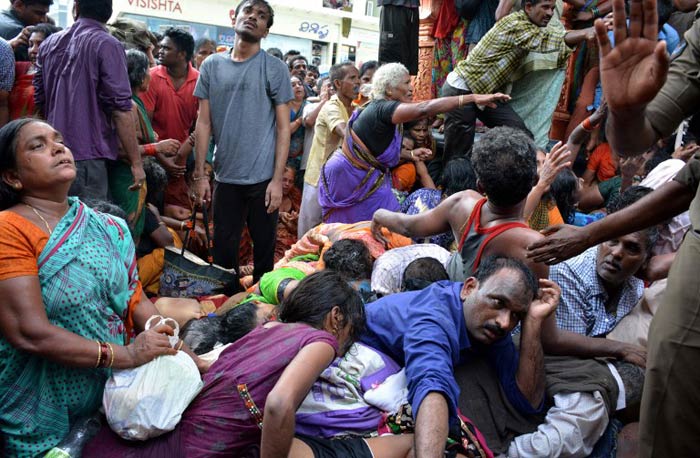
[
  {"xmin": 137, "ymin": 228, "xmax": 182, "ymax": 295},
  {"xmin": 528, "ymin": 199, "xmax": 564, "ymax": 232},
  {"xmin": 304, "ymin": 95, "xmax": 351, "ymax": 187}
]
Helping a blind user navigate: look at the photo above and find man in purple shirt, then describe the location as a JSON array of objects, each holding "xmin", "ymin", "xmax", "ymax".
[{"xmin": 34, "ymin": 0, "xmax": 143, "ymax": 200}]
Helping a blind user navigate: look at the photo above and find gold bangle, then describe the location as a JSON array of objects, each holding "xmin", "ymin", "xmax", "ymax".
[
  {"xmin": 191, "ymin": 175, "xmax": 207, "ymax": 181},
  {"xmin": 95, "ymin": 340, "xmax": 102, "ymax": 368},
  {"xmin": 107, "ymin": 343, "xmax": 115, "ymax": 368},
  {"xmin": 176, "ymin": 340, "xmax": 184, "ymax": 351},
  {"xmin": 458, "ymin": 94, "xmax": 465, "ymax": 108},
  {"xmin": 410, "ymin": 150, "xmax": 415, "ymax": 159},
  {"xmin": 180, "ymin": 221, "xmax": 185, "ymax": 231}
]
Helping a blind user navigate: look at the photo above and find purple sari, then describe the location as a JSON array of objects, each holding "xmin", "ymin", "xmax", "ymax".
[
  {"xmin": 84, "ymin": 323, "xmax": 338, "ymax": 458},
  {"xmin": 318, "ymin": 109, "xmax": 401, "ymax": 224}
]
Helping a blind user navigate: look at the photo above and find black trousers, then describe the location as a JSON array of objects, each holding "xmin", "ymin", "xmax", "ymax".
[
  {"xmin": 442, "ymin": 82, "xmax": 531, "ymax": 162},
  {"xmin": 379, "ymin": 5, "xmax": 419, "ymax": 75},
  {"xmin": 212, "ymin": 180, "xmax": 278, "ymax": 284}
]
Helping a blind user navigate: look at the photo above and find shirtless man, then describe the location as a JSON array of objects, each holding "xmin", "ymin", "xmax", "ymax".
[{"xmin": 372, "ymin": 126, "xmax": 645, "ymax": 366}]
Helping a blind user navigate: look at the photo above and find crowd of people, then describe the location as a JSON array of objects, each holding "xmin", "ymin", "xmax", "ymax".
[{"xmin": 1, "ymin": 0, "xmax": 700, "ymax": 456}]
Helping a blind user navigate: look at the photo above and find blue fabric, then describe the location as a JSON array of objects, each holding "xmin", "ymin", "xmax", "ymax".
[
  {"xmin": 400, "ymin": 188, "xmax": 454, "ymax": 248},
  {"xmin": 606, "ymin": 23, "xmax": 678, "ymax": 54},
  {"xmin": 551, "ymin": 246, "xmax": 644, "ymax": 336},
  {"xmin": 360, "ymin": 281, "xmax": 541, "ymax": 427},
  {"xmin": 591, "ymin": 24, "xmax": 680, "ymax": 112},
  {"xmin": 570, "ymin": 210, "xmax": 605, "ymax": 227}
]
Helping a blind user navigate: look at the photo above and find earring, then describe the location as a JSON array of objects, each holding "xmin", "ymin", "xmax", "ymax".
[{"xmin": 12, "ymin": 183, "xmax": 21, "ymax": 190}]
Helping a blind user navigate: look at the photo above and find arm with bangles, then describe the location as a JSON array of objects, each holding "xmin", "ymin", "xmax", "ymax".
[
  {"xmin": 0, "ymin": 276, "xmax": 178, "ymax": 371},
  {"xmin": 391, "ymin": 93, "xmax": 511, "ymax": 125}
]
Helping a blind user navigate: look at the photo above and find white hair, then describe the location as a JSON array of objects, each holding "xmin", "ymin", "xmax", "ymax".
[{"xmin": 371, "ymin": 63, "xmax": 409, "ymax": 101}]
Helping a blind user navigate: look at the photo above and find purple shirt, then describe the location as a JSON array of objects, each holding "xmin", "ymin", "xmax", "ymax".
[{"xmin": 34, "ymin": 18, "xmax": 132, "ymax": 161}]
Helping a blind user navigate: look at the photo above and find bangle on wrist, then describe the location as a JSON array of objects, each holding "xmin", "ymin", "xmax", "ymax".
[
  {"xmin": 143, "ymin": 144, "xmax": 157, "ymax": 156},
  {"xmin": 180, "ymin": 221, "xmax": 185, "ymax": 231},
  {"xmin": 176, "ymin": 340, "xmax": 184, "ymax": 351},
  {"xmin": 458, "ymin": 94, "xmax": 465, "ymax": 108},
  {"xmin": 582, "ymin": 117, "xmax": 595, "ymax": 132},
  {"xmin": 95, "ymin": 340, "xmax": 102, "ymax": 368},
  {"xmin": 191, "ymin": 175, "xmax": 208, "ymax": 181},
  {"xmin": 107, "ymin": 343, "xmax": 115, "ymax": 368},
  {"xmin": 96, "ymin": 341, "xmax": 109, "ymax": 368}
]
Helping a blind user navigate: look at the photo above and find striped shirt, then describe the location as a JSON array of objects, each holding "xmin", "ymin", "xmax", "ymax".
[{"xmin": 454, "ymin": 11, "xmax": 571, "ymax": 95}]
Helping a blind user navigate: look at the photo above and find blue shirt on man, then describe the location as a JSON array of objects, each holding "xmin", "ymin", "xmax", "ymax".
[{"xmin": 360, "ymin": 281, "xmax": 541, "ymax": 427}]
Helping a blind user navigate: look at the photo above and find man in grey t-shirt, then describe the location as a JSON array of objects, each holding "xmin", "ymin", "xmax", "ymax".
[{"xmin": 193, "ymin": 0, "xmax": 292, "ymax": 285}]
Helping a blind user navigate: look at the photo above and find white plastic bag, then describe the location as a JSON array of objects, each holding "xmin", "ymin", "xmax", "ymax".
[{"xmin": 102, "ymin": 315, "xmax": 204, "ymax": 440}]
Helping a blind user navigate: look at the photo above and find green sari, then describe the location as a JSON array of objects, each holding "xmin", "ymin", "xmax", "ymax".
[
  {"xmin": 0, "ymin": 198, "xmax": 139, "ymax": 457},
  {"xmin": 108, "ymin": 95, "xmax": 156, "ymax": 239}
]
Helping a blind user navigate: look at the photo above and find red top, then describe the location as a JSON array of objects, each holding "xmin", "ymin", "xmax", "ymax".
[
  {"xmin": 458, "ymin": 198, "xmax": 529, "ymax": 273},
  {"xmin": 141, "ymin": 64, "xmax": 200, "ymax": 143}
]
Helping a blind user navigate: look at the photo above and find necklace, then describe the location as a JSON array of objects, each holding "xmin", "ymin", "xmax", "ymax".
[{"xmin": 24, "ymin": 203, "xmax": 53, "ymax": 235}]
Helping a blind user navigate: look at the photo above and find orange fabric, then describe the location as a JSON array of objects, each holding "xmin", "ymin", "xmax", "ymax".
[
  {"xmin": 137, "ymin": 248, "xmax": 164, "ymax": 295},
  {"xmin": 124, "ymin": 280, "xmax": 143, "ymax": 343},
  {"xmin": 548, "ymin": 204, "xmax": 565, "ymax": 226},
  {"xmin": 276, "ymin": 222, "xmax": 412, "ymax": 270},
  {"xmin": 0, "ymin": 210, "xmax": 49, "ymax": 280},
  {"xmin": 587, "ymin": 142, "xmax": 617, "ymax": 182},
  {"xmin": 137, "ymin": 228, "xmax": 182, "ymax": 296},
  {"xmin": 392, "ymin": 162, "xmax": 417, "ymax": 192}
]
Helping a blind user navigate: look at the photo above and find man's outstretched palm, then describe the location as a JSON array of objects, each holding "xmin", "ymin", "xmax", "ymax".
[{"xmin": 595, "ymin": 0, "xmax": 670, "ymax": 112}]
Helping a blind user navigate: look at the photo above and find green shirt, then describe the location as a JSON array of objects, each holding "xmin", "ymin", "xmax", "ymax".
[
  {"xmin": 598, "ymin": 176, "xmax": 623, "ymax": 207},
  {"xmin": 454, "ymin": 11, "xmax": 571, "ymax": 94}
]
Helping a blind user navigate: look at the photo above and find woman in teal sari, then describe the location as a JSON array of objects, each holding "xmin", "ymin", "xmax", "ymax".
[
  {"xmin": 109, "ymin": 49, "xmax": 181, "ymax": 240},
  {"xmin": 0, "ymin": 119, "xmax": 205, "ymax": 457}
]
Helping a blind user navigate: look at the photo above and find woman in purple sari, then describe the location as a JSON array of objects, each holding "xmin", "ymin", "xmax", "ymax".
[
  {"xmin": 318, "ymin": 63, "xmax": 510, "ymax": 224},
  {"xmin": 85, "ymin": 271, "xmax": 415, "ymax": 457}
]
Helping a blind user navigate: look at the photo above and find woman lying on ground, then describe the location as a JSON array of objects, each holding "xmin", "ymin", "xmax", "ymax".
[{"xmin": 85, "ymin": 271, "xmax": 416, "ymax": 458}]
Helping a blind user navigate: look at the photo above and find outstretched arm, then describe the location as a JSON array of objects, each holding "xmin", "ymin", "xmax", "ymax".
[
  {"xmin": 391, "ymin": 93, "xmax": 511, "ymax": 125},
  {"xmin": 527, "ymin": 179, "xmax": 693, "ymax": 264},
  {"xmin": 371, "ymin": 191, "xmax": 465, "ymax": 243}
]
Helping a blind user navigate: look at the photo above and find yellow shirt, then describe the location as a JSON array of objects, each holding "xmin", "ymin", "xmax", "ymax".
[{"xmin": 304, "ymin": 95, "xmax": 352, "ymax": 187}]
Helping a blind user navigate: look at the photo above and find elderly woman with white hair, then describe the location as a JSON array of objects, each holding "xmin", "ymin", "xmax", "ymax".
[{"xmin": 318, "ymin": 63, "xmax": 509, "ymax": 224}]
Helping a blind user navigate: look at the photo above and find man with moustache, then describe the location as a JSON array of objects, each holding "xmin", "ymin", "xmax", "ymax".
[
  {"xmin": 551, "ymin": 187, "xmax": 659, "ymax": 336},
  {"xmin": 361, "ymin": 255, "xmax": 558, "ymax": 457},
  {"xmin": 193, "ymin": 0, "xmax": 293, "ymax": 286},
  {"xmin": 441, "ymin": 0, "xmax": 604, "ymax": 159}
]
